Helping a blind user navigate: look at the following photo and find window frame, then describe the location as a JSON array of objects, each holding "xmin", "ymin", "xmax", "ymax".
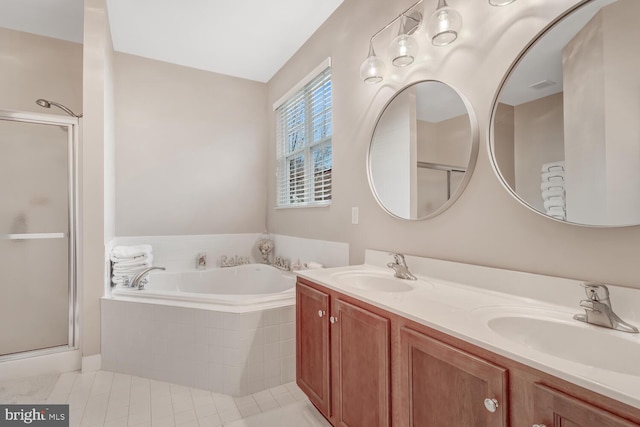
[{"xmin": 275, "ymin": 60, "xmax": 332, "ymax": 208}]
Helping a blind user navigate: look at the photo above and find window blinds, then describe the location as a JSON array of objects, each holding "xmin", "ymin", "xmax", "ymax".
[{"xmin": 276, "ymin": 66, "xmax": 332, "ymax": 207}]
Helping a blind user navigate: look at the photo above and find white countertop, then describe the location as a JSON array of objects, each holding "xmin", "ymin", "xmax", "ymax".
[{"xmin": 295, "ymin": 251, "xmax": 640, "ymax": 410}]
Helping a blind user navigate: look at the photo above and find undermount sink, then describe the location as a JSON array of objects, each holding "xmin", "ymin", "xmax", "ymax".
[
  {"xmin": 331, "ymin": 270, "xmax": 418, "ymax": 293},
  {"xmin": 486, "ymin": 312, "xmax": 640, "ymax": 376}
]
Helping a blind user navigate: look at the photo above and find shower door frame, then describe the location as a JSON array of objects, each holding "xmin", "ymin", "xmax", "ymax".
[{"xmin": 0, "ymin": 109, "xmax": 80, "ymax": 361}]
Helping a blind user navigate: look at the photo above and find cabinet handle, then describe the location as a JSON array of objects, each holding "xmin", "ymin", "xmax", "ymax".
[
  {"xmin": 318, "ymin": 310, "xmax": 326, "ymax": 318},
  {"xmin": 532, "ymin": 425, "xmax": 546, "ymax": 427},
  {"xmin": 330, "ymin": 316, "xmax": 338, "ymax": 324},
  {"xmin": 483, "ymin": 398, "xmax": 499, "ymax": 413}
]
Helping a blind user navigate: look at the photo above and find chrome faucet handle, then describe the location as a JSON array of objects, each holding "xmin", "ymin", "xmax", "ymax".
[
  {"xmin": 389, "ymin": 253, "xmax": 407, "ymax": 266},
  {"xmin": 574, "ymin": 284, "xmax": 638, "ymax": 333},
  {"xmin": 581, "ymin": 283, "xmax": 610, "ymax": 302}
]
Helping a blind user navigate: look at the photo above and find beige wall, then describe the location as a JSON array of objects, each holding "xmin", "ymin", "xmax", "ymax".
[
  {"xmin": 0, "ymin": 27, "xmax": 82, "ymax": 114},
  {"xmin": 563, "ymin": 0, "xmax": 640, "ymax": 225},
  {"xmin": 514, "ymin": 93, "xmax": 565, "ymax": 212},
  {"xmin": 266, "ymin": 0, "xmax": 640, "ymax": 289},
  {"xmin": 416, "ymin": 115, "xmax": 470, "ymax": 217},
  {"xmin": 113, "ymin": 53, "xmax": 268, "ymax": 236}
]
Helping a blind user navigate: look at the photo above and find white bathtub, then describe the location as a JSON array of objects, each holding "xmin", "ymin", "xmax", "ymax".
[
  {"xmin": 103, "ymin": 263, "xmax": 297, "ymax": 395},
  {"xmin": 111, "ymin": 263, "xmax": 295, "ymax": 309}
]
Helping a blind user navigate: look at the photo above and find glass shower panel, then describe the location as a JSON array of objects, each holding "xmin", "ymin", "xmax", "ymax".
[{"xmin": 0, "ymin": 118, "xmax": 71, "ymax": 356}]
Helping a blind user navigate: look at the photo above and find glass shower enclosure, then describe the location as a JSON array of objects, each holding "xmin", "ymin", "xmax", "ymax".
[{"xmin": 0, "ymin": 109, "xmax": 78, "ymax": 359}]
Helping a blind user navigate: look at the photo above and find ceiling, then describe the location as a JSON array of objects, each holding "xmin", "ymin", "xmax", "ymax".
[
  {"xmin": 0, "ymin": 0, "xmax": 84, "ymax": 43},
  {"xmin": 498, "ymin": 0, "xmax": 616, "ymax": 106},
  {"xmin": 0, "ymin": 0, "xmax": 343, "ymax": 83}
]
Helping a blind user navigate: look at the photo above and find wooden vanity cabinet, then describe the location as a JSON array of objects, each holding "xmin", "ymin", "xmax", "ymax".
[
  {"xmin": 532, "ymin": 383, "xmax": 639, "ymax": 427},
  {"xmin": 296, "ymin": 281, "xmax": 331, "ymax": 418},
  {"xmin": 296, "ymin": 279, "xmax": 391, "ymax": 427},
  {"xmin": 399, "ymin": 326, "xmax": 508, "ymax": 426},
  {"xmin": 297, "ymin": 278, "xmax": 640, "ymax": 427}
]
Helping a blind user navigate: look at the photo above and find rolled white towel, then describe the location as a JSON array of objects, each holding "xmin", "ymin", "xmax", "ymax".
[
  {"xmin": 549, "ymin": 213, "xmax": 566, "ymax": 221},
  {"xmin": 541, "ymin": 160, "xmax": 565, "ymax": 173},
  {"xmin": 111, "ymin": 266, "xmax": 148, "ymax": 278},
  {"xmin": 546, "ymin": 206, "xmax": 565, "ymax": 215},
  {"xmin": 113, "ymin": 263, "xmax": 152, "ymax": 273},
  {"xmin": 542, "ymin": 188, "xmax": 565, "ymax": 200},
  {"xmin": 541, "ymin": 181, "xmax": 565, "ymax": 192},
  {"xmin": 544, "ymin": 198, "xmax": 565, "ymax": 210},
  {"xmin": 112, "ymin": 254, "xmax": 153, "ymax": 268},
  {"xmin": 542, "ymin": 171, "xmax": 565, "ymax": 182},
  {"xmin": 111, "ymin": 244, "xmax": 153, "ymax": 260}
]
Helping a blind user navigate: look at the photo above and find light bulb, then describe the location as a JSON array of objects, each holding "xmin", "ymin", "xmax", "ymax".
[
  {"xmin": 427, "ymin": 1, "xmax": 463, "ymax": 46},
  {"xmin": 390, "ymin": 34, "xmax": 418, "ymax": 67},
  {"xmin": 360, "ymin": 45, "xmax": 386, "ymax": 84}
]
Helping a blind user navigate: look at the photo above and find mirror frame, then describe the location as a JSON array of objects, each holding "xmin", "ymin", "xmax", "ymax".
[
  {"xmin": 487, "ymin": 0, "xmax": 636, "ymax": 228},
  {"xmin": 367, "ymin": 79, "xmax": 479, "ymax": 221}
]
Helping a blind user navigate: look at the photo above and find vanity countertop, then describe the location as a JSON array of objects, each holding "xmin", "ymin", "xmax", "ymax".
[{"xmin": 295, "ymin": 252, "xmax": 640, "ymax": 410}]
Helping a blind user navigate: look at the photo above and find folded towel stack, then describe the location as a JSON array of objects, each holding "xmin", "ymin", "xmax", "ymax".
[
  {"xmin": 110, "ymin": 244, "xmax": 153, "ymax": 286},
  {"xmin": 540, "ymin": 160, "xmax": 566, "ymax": 220}
]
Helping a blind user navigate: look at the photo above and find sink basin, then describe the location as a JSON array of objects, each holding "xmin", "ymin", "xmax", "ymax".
[
  {"xmin": 487, "ymin": 313, "xmax": 640, "ymax": 376},
  {"xmin": 331, "ymin": 270, "xmax": 416, "ymax": 293}
]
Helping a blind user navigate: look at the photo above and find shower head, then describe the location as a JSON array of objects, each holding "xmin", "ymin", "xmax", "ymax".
[{"xmin": 35, "ymin": 98, "xmax": 83, "ymax": 118}]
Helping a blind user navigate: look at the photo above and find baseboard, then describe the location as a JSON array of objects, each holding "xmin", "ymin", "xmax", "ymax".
[
  {"xmin": 81, "ymin": 354, "xmax": 102, "ymax": 373},
  {"xmin": 0, "ymin": 349, "xmax": 81, "ymax": 381}
]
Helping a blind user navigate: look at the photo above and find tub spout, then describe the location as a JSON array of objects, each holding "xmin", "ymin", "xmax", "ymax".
[{"xmin": 131, "ymin": 266, "xmax": 166, "ymax": 290}]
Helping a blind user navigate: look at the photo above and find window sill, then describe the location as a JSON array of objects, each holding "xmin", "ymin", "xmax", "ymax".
[{"xmin": 274, "ymin": 202, "xmax": 332, "ymax": 210}]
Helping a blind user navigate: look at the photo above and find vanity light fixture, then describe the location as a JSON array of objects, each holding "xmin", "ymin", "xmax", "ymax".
[
  {"xmin": 360, "ymin": 44, "xmax": 387, "ymax": 84},
  {"xmin": 359, "ymin": 0, "xmax": 463, "ymax": 84},
  {"xmin": 489, "ymin": 0, "xmax": 517, "ymax": 5},
  {"xmin": 389, "ymin": 15, "xmax": 420, "ymax": 67},
  {"xmin": 426, "ymin": 0, "xmax": 463, "ymax": 46},
  {"xmin": 359, "ymin": 0, "xmax": 423, "ymax": 84}
]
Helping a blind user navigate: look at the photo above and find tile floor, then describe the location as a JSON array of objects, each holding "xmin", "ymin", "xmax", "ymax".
[{"xmin": 0, "ymin": 370, "xmax": 331, "ymax": 427}]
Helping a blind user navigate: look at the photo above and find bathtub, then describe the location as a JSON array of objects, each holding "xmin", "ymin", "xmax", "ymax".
[
  {"xmin": 102, "ymin": 263, "xmax": 297, "ymax": 395},
  {"xmin": 110, "ymin": 263, "xmax": 295, "ymax": 309}
]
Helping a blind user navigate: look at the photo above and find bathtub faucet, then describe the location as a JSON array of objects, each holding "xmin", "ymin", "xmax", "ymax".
[{"xmin": 130, "ymin": 266, "xmax": 166, "ymax": 290}]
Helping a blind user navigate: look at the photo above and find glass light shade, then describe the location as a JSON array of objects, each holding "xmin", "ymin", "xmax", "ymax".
[
  {"xmin": 389, "ymin": 34, "xmax": 418, "ymax": 67},
  {"xmin": 489, "ymin": 0, "xmax": 516, "ymax": 5},
  {"xmin": 427, "ymin": 5, "xmax": 463, "ymax": 46},
  {"xmin": 360, "ymin": 52, "xmax": 386, "ymax": 84}
]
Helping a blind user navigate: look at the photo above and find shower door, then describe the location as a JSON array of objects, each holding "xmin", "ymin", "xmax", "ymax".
[{"xmin": 0, "ymin": 110, "xmax": 77, "ymax": 358}]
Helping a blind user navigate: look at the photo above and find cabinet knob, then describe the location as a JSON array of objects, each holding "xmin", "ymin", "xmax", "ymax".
[
  {"xmin": 318, "ymin": 310, "xmax": 326, "ymax": 318},
  {"xmin": 330, "ymin": 316, "xmax": 338, "ymax": 324},
  {"xmin": 483, "ymin": 398, "xmax": 499, "ymax": 413}
]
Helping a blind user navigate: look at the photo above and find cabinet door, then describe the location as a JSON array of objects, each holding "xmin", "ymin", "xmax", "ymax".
[
  {"xmin": 533, "ymin": 383, "xmax": 640, "ymax": 427},
  {"xmin": 399, "ymin": 327, "xmax": 508, "ymax": 427},
  {"xmin": 332, "ymin": 298, "xmax": 391, "ymax": 427},
  {"xmin": 296, "ymin": 282, "xmax": 331, "ymax": 418}
]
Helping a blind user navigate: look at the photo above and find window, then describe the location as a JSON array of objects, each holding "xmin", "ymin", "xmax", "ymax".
[{"xmin": 276, "ymin": 65, "xmax": 332, "ymax": 207}]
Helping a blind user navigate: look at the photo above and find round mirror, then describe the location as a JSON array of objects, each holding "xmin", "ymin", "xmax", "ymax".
[
  {"xmin": 368, "ymin": 80, "xmax": 478, "ymax": 220},
  {"xmin": 490, "ymin": 0, "xmax": 640, "ymax": 226}
]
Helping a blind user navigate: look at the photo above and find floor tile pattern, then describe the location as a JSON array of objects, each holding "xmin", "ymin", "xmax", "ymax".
[{"xmin": 2, "ymin": 370, "xmax": 315, "ymax": 427}]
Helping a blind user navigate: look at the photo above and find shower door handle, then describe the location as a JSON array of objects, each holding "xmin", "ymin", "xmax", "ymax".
[{"xmin": 0, "ymin": 233, "xmax": 66, "ymax": 240}]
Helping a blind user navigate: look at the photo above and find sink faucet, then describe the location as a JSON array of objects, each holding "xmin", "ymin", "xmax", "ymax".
[
  {"xmin": 129, "ymin": 266, "xmax": 166, "ymax": 290},
  {"xmin": 573, "ymin": 283, "xmax": 638, "ymax": 333},
  {"xmin": 387, "ymin": 253, "xmax": 417, "ymax": 280}
]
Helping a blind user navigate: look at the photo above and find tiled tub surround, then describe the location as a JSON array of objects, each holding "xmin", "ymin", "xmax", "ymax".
[
  {"xmin": 100, "ymin": 234, "xmax": 347, "ymax": 395},
  {"xmin": 101, "ymin": 300, "xmax": 296, "ymax": 396},
  {"xmin": 107, "ymin": 234, "xmax": 349, "ymax": 275}
]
